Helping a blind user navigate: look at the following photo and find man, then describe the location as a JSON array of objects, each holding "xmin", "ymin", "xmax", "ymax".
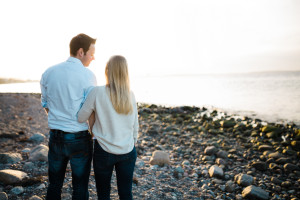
[{"xmin": 40, "ymin": 33, "xmax": 97, "ymax": 200}]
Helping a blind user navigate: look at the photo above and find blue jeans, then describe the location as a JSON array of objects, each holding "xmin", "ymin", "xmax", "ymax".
[
  {"xmin": 93, "ymin": 140, "xmax": 137, "ymax": 200},
  {"xmin": 46, "ymin": 129, "xmax": 93, "ymax": 200}
]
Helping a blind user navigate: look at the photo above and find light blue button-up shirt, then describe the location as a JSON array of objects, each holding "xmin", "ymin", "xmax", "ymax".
[{"xmin": 40, "ymin": 57, "xmax": 97, "ymax": 132}]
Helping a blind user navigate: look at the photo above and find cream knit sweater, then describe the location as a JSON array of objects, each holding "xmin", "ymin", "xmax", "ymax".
[{"xmin": 78, "ymin": 86, "xmax": 139, "ymax": 154}]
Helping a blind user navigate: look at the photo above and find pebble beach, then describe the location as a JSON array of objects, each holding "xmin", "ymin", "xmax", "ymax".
[{"xmin": 0, "ymin": 93, "xmax": 299, "ymax": 200}]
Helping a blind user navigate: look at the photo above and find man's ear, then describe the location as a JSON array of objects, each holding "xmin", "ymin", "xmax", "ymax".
[{"xmin": 77, "ymin": 48, "xmax": 84, "ymax": 57}]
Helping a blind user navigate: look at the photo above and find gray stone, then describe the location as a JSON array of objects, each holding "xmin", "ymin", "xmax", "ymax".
[
  {"xmin": 235, "ymin": 174, "xmax": 254, "ymax": 187},
  {"xmin": 281, "ymin": 181, "xmax": 292, "ymax": 188},
  {"xmin": 225, "ymin": 180, "xmax": 235, "ymax": 193},
  {"xmin": 251, "ymin": 161, "xmax": 267, "ymax": 171},
  {"xmin": 35, "ymin": 183, "xmax": 46, "ymax": 190},
  {"xmin": 29, "ymin": 144, "xmax": 48, "ymax": 161},
  {"xmin": 23, "ymin": 162, "xmax": 35, "ymax": 171},
  {"xmin": 209, "ymin": 165, "xmax": 224, "ymax": 178},
  {"xmin": 175, "ymin": 166, "xmax": 184, "ymax": 173},
  {"xmin": 284, "ymin": 163, "xmax": 299, "ymax": 171},
  {"xmin": 28, "ymin": 196, "xmax": 43, "ymax": 200},
  {"xmin": 10, "ymin": 186, "xmax": 24, "ymax": 195},
  {"xmin": 0, "ymin": 153, "xmax": 22, "ymax": 164},
  {"xmin": 268, "ymin": 152, "xmax": 282, "ymax": 159},
  {"xmin": 0, "ymin": 169, "xmax": 27, "ymax": 184},
  {"xmin": 216, "ymin": 150, "xmax": 228, "ymax": 159},
  {"xmin": 204, "ymin": 146, "xmax": 218, "ymax": 155},
  {"xmin": 29, "ymin": 133, "xmax": 45, "ymax": 143},
  {"xmin": 258, "ymin": 145, "xmax": 273, "ymax": 152},
  {"xmin": 0, "ymin": 192, "xmax": 8, "ymax": 200},
  {"xmin": 216, "ymin": 158, "xmax": 227, "ymax": 165},
  {"xmin": 242, "ymin": 185, "xmax": 269, "ymax": 200},
  {"xmin": 271, "ymin": 177, "xmax": 282, "ymax": 185},
  {"xmin": 275, "ymin": 157, "xmax": 292, "ymax": 164}
]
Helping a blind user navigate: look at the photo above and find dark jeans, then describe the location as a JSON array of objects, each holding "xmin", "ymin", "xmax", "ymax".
[
  {"xmin": 93, "ymin": 140, "xmax": 137, "ymax": 200},
  {"xmin": 46, "ymin": 129, "xmax": 93, "ymax": 200}
]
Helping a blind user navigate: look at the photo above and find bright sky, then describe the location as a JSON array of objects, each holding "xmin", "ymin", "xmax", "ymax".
[{"xmin": 1, "ymin": 0, "xmax": 300, "ymax": 81}]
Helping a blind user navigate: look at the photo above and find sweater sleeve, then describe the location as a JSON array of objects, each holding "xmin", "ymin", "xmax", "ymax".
[
  {"xmin": 78, "ymin": 87, "xmax": 97, "ymax": 123},
  {"xmin": 132, "ymin": 92, "xmax": 139, "ymax": 143}
]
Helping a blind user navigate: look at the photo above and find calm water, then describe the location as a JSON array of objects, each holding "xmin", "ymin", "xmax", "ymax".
[{"xmin": 1, "ymin": 71, "xmax": 300, "ymax": 125}]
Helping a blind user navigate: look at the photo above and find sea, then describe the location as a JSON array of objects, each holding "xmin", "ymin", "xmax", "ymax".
[{"xmin": 1, "ymin": 71, "xmax": 300, "ymax": 125}]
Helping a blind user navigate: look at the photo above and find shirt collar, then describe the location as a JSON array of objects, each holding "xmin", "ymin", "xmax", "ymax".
[{"xmin": 67, "ymin": 57, "xmax": 84, "ymax": 67}]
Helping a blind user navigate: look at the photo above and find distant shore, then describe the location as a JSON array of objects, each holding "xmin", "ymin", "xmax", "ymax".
[{"xmin": 0, "ymin": 78, "xmax": 38, "ymax": 84}]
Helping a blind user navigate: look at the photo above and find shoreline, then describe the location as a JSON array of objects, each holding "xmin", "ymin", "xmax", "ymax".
[
  {"xmin": 1, "ymin": 91, "xmax": 299, "ymax": 127},
  {"xmin": 0, "ymin": 93, "xmax": 299, "ymax": 199}
]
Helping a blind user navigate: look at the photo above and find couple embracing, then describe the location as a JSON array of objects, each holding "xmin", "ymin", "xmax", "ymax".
[{"xmin": 40, "ymin": 33, "xmax": 138, "ymax": 200}]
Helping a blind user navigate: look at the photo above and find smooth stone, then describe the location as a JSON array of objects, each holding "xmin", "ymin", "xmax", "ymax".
[
  {"xmin": 225, "ymin": 180, "xmax": 235, "ymax": 193},
  {"xmin": 0, "ymin": 169, "xmax": 27, "ymax": 184},
  {"xmin": 268, "ymin": 152, "xmax": 282, "ymax": 159},
  {"xmin": 23, "ymin": 162, "xmax": 35, "ymax": 171},
  {"xmin": 0, "ymin": 192, "xmax": 8, "ymax": 200},
  {"xmin": 175, "ymin": 166, "xmax": 184, "ymax": 174},
  {"xmin": 242, "ymin": 185, "xmax": 269, "ymax": 200},
  {"xmin": 0, "ymin": 153, "xmax": 22, "ymax": 164},
  {"xmin": 291, "ymin": 141, "xmax": 300, "ymax": 150},
  {"xmin": 235, "ymin": 174, "xmax": 254, "ymax": 187},
  {"xmin": 221, "ymin": 120, "xmax": 236, "ymax": 128},
  {"xmin": 10, "ymin": 186, "xmax": 24, "ymax": 195},
  {"xmin": 29, "ymin": 133, "xmax": 45, "ymax": 142},
  {"xmin": 271, "ymin": 177, "xmax": 282, "ymax": 185},
  {"xmin": 275, "ymin": 157, "xmax": 292, "ymax": 164},
  {"xmin": 28, "ymin": 195, "xmax": 43, "ymax": 200},
  {"xmin": 258, "ymin": 145, "xmax": 273, "ymax": 152},
  {"xmin": 284, "ymin": 163, "xmax": 299, "ymax": 171},
  {"xmin": 216, "ymin": 158, "xmax": 227, "ymax": 165},
  {"xmin": 281, "ymin": 181, "xmax": 292, "ymax": 188},
  {"xmin": 269, "ymin": 163, "xmax": 281, "ymax": 170},
  {"xmin": 29, "ymin": 144, "xmax": 49, "ymax": 161},
  {"xmin": 35, "ymin": 183, "xmax": 46, "ymax": 190},
  {"xmin": 209, "ymin": 165, "xmax": 224, "ymax": 178},
  {"xmin": 216, "ymin": 150, "xmax": 228, "ymax": 159},
  {"xmin": 204, "ymin": 146, "xmax": 218, "ymax": 155},
  {"xmin": 252, "ymin": 161, "xmax": 267, "ymax": 171},
  {"xmin": 149, "ymin": 151, "xmax": 171, "ymax": 166}
]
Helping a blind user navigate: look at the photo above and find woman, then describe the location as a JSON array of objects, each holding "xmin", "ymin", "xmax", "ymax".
[{"xmin": 78, "ymin": 55, "xmax": 138, "ymax": 200}]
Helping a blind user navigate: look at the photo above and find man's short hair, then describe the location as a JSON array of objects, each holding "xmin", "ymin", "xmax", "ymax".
[{"xmin": 70, "ymin": 33, "xmax": 96, "ymax": 56}]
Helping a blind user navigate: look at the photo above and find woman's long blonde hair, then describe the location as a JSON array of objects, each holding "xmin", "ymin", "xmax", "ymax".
[{"xmin": 105, "ymin": 55, "xmax": 133, "ymax": 114}]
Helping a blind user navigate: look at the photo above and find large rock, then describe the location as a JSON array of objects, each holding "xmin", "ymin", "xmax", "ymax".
[
  {"xmin": 0, "ymin": 192, "xmax": 8, "ymax": 200},
  {"xmin": 242, "ymin": 185, "xmax": 269, "ymax": 200},
  {"xmin": 235, "ymin": 174, "xmax": 253, "ymax": 187},
  {"xmin": 209, "ymin": 165, "xmax": 224, "ymax": 178},
  {"xmin": 0, "ymin": 169, "xmax": 27, "ymax": 184},
  {"xmin": 0, "ymin": 153, "xmax": 22, "ymax": 164},
  {"xmin": 29, "ymin": 144, "xmax": 48, "ymax": 161},
  {"xmin": 204, "ymin": 146, "xmax": 218, "ymax": 155},
  {"xmin": 149, "ymin": 151, "xmax": 171, "ymax": 166},
  {"xmin": 29, "ymin": 133, "xmax": 45, "ymax": 143}
]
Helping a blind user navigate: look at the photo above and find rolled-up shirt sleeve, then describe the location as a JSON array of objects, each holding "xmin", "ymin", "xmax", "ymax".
[
  {"xmin": 78, "ymin": 88, "xmax": 96, "ymax": 123},
  {"xmin": 40, "ymin": 74, "xmax": 48, "ymax": 108}
]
